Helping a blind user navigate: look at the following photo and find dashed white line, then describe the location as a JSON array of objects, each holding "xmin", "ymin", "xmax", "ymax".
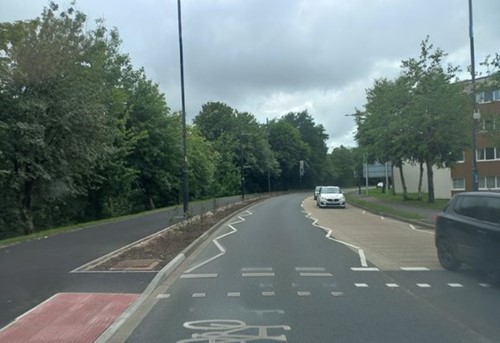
[
  {"xmin": 227, "ymin": 292, "xmax": 241, "ymax": 297},
  {"xmin": 330, "ymin": 291, "xmax": 345, "ymax": 297},
  {"xmin": 351, "ymin": 267, "xmax": 379, "ymax": 271},
  {"xmin": 299, "ymin": 272, "xmax": 333, "ymax": 277},
  {"xmin": 386, "ymin": 283, "xmax": 399, "ymax": 288},
  {"xmin": 262, "ymin": 291, "xmax": 276, "ymax": 296},
  {"xmin": 242, "ymin": 272, "xmax": 275, "ymax": 277},
  {"xmin": 448, "ymin": 283, "xmax": 464, "ymax": 288},
  {"xmin": 401, "ymin": 267, "xmax": 430, "ymax": 271},
  {"xmin": 479, "ymin": 283, "xmax": 491, "ymax": 288},
  {"xmin": 295, "ymin": 267, "xmax": 326, "ymax": 271},
  {"xmin": 297, "ymin": 291, "xmax": 311, "ymax": 297},
  {"xmin": 355, "ymin": 283, "xmax": 369, "ymax": 288},
  {"xmin": 192, "ymin": 293, "xmax": 206, "ymax": 298},
  {"xmin": 417, "ymin": 283, "xmax": 431, "ymax": 288},
  {"xmin": 242, "ymin": 267, "xmax": 273, "ymax": 272},
  {"xmin": 180, "ymin": 273, "xmax": 218, "ymax": 279},
  {"xmin": 156, "ymin": 294, "xmax": 170, "ymax": 299}
]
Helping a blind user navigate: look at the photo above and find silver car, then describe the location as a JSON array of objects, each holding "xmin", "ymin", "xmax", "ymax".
[{"xmin": 316, "ymin": 186, "xmax": 346, "ymax": 208}]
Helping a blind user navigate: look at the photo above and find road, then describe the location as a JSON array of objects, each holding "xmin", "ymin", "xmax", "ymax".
[
  {"xmin": 118, "ymin": 193, "xmax": 500, "ymax": 342},
  {"xmin": 0, "ymin": 196, "xmax": 244, "ymax": 330}
]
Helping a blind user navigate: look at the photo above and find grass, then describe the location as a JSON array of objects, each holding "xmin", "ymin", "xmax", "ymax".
[
  {"xmin": 345, "ymin": 193, "xmax": 423, "ymax": 220},
  {"xmin": 361, "ymin": 189, "xmax": 448, "ymax": 210},
  {"xmin": 0, "ymin": 204, "xmax": 183, "ymax": 248}
]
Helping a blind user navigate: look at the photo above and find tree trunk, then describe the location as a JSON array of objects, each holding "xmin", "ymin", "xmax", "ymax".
[
  {"xmin": 391, "ymin": 163, "xmax": 396, "ymax": 195},
  {"xmin": 398, "ymin": 165, "xmax": 409, "ymax": 200},
  {"xmin": 417, "ymin": 161, "xmax": 424, "ymax": 200},
  {"xmin": 20, "ymin": 179, "xmax": 35, "ymax": 235},
  {"xmin": 426, "ymin": 160, "xmax": 435, "ymax": 203}
]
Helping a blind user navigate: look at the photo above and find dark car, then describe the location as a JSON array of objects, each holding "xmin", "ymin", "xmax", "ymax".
[{"xmin": 435, "ymin": 192, "xmax": 500, "ymax": 275}]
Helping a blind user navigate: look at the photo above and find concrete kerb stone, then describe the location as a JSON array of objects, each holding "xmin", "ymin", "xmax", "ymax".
[{"xmin": 95, "ymin": 197, "xmax": 268, "ymax": 343}]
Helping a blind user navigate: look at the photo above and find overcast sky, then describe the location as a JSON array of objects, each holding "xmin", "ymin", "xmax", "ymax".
[{"xmin": 2, "ymin": 0, "xmax": 499, "ymax": 148}]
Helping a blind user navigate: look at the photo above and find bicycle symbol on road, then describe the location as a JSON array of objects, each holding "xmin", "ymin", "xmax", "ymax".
[{"xmin": 177, "ymin": 319, "xmax": 291, "ymax": 342}]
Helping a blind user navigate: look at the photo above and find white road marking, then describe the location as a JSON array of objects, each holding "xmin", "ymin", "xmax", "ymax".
[
  {"xmin": 297, "ymin": 291, "xmax": 311, "ymax": 296},
  {"xmin": 351, "ymin": 267, "xmax": 379, "ymax": 271},
  {"xmin": 242, "ymin": 272, "xmax": 275, "ymax": 277},
  {"xmin": 401, "ymin": 267, "xmax": 430, "ymax": 271},
  {"xmin": 303, "ymin": 211, "xmax": 368, "ymax": 267},
  {"xmin": 417, "ymin": 283, "xmax": 431, "ymax": 288},
  {"xmin": 156, "ymin": 294, "xmax": 170, "ymax": 299},
  {"xmin": 479, "ymin": 283, "xmax": 491, "ymax": 288},
  {"xmin": 386, "ymin": 283, "xmax": 399, "ymax": 288},
  {"xmin": 295, "ymin": 267, "xmax": 326, "ymax": 271},
  {"xmin": 192, "ymin": 293, "xmax": 206, "ymax": 298},
  {"xmin": 180, "ymin": 273, "xmax": 218, "ymax": 279},
  {"xmin": 262, "ymin": 291, "xmax": 276, "ymax": 296},
  {"xmin": 184, "ymin": 211, "xmax": 253, "ymax": 274},
  {"xmin": 331, "ymin": 291, "xmax": 345, "ymax": 297},
  {"xmin": 242, "ymin": 267, "xmax": 273, "ymax": 272},
  {"xmin": 448, "ymin": 283, "xmax": 464, "ymax": 288},
  {"xmin": 227, "ymin": 292, "xmax": 241, "ymax": 297},
  {"xmin": 409, "ymin": 224, "xmax": 435, "ymax": 235},
  {"xmin": 355, "ymin": 283, "xmax": 369, "ymax": 288},
  {"xmin": 299, "ymin": 272, "xmax": 333, "ymax": 277}
]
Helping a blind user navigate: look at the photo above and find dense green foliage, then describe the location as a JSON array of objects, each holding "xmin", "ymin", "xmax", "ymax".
[
  {"xmin": 0, "ymin": 4, "xmax": 331, "ymax": 239},
  {"xmin": 355, "ymin": 37, "xmax": 471, "ymax": 202}
]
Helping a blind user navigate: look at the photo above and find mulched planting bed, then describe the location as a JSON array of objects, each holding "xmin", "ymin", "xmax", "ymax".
[{"xmin": 87, "ymin": 200, "xmax": 258, "ymax": 271}]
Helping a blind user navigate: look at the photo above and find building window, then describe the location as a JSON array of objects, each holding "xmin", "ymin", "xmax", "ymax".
[
  {"xmin": 494, "ymin": 89, "xmax": 500, "ymax": 101},
  {"xmin": 456, "ymin": 151, "xmax": 465, "ymax": 163},
  {"xmin": 452, "ymin": 177, "xmax": 465, "ymax": 190},
  {"xmin": 479, "ymin": 176, "xmax": 499, "ymax": 190},
  {"xmin": 477, "ymin": 147, "xmax": 499, "ymax": 161}
]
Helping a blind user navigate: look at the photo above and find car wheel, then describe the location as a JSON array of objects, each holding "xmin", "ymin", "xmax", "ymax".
[{"xmin": 437, "ymin": 238, "xmax": 461, "ymax": 271}]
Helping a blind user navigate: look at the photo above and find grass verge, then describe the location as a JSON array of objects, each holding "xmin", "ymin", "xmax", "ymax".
[{"xmin": 345, "ymin": 192, "xmax": 423, "ymax": 220}]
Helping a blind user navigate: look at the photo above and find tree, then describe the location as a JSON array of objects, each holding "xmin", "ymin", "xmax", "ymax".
[
  {"xmin": 0, "ymin": 3, "xmax": 120, "ymax": 233},
  {"xmin": 400, "ymin": 37, "xmax": 470, "ymax": 202},
  {"xmin": 281, "ymin": 110, "xmax": 329, "ymax": 187},
  {"xmin": 268, "ymin": 120, "xmax": 309, "ymax": 189}
]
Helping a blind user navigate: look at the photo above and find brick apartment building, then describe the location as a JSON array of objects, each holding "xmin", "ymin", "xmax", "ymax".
[{"xmin": 451, "ymin": 85, "xmax": 500, "ymax": 194}]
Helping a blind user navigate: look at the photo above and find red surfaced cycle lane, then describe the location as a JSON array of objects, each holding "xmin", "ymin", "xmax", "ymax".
[{"xmin": 0, "ymin": 292, "xmax": 138, "ymax": 343}]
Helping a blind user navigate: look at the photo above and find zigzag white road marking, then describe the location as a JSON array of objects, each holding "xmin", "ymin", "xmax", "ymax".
[
  {"xmin": 183, "ymin": 210, "xmax": 253, "ymax": 274},
  {"xmin": 301, "ymin": 201, "xmax": 368, "ymax": 267}
]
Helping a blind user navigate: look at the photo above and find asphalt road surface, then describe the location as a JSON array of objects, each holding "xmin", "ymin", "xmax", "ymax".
[
  {"xmin": 121, "ymin": 193, "xmax": 500, "ymax": 343},
  {"xmin": 0, "ymin": 196, "xmax": 244, "ymax": 329}
]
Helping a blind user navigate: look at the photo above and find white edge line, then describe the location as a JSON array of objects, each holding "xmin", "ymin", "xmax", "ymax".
[
  {"xmin": 0, "ymin": 293, "xmax": 60, "ymax": 333},
  {"xmin": 409, "ymin": 224, "xmax": 435, "ymax": 235},
  {"xmin": 304, "ymin": 211, "xmax": 368, "ymax": 268},
  {"xmin": 95, "ymin": 253, "xmax": 185, "ymax": 343},
  {"xmin": 183, "ymin": 211, "xmax": 252, "ymax": 274}
]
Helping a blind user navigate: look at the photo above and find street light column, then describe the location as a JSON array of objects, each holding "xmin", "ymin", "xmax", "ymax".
[{"xmin": 469, "ymin": 0, "xmax": 479, "ymax": 191}]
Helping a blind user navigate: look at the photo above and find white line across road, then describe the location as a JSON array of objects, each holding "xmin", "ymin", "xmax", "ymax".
[
  {"xmin": 295, "ymin": 267, "xmax": 326, "ymax": 271},
  {"xmin": 242, "ymin": 272, "xmax": 276, "ymax": 277},
  {"xmin": 180, "ymin": 273, "xmax": 218, "ymax": 279},
  {"xmin": 299, "ymin": 272, "xmax": 333, "ymax": 277}
]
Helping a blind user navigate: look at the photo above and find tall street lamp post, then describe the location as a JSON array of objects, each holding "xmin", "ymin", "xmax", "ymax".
[
  {"xmin": 177, "ymin": 0, "xmax": 189, "ymax": 216},
  {"xmin": 469, "ymin": 0, "xmax": 480, "ymax": 191}
]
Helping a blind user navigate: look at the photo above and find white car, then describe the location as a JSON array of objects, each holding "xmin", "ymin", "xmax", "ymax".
[{"xmin": 316, "ymin": 186, "xmax": 346, "ymax": 208}]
